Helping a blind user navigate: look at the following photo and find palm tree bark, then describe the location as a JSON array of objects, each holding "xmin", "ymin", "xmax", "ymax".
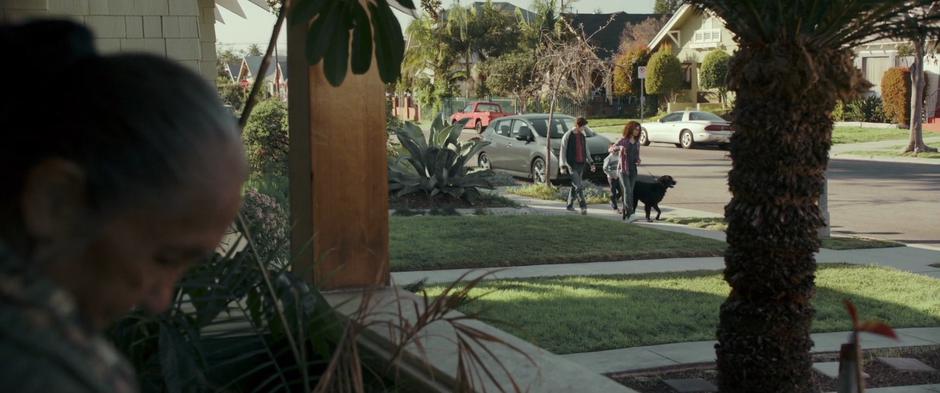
[{"xmin": 717, "ymin": 42, "xmax": 837, "ymax": 393}]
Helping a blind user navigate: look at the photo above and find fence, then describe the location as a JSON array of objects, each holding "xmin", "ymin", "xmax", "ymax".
[
  {"xmin": 667, "ymin": 102, "xmax": 726, "ymax": 113},
  {"xmin": 429, "ymin": 95, "xmax": 661, "ymax": 119}
]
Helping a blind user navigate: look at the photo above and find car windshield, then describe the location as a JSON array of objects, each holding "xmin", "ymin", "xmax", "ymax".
[
  {"xmin": 690, "ymin": 111, "xmax": 725, "ymax": 122},
  {"xmin": 531, "ymin": 117, "xmax": 593, "ymax": 138},
  {"xmin": 476, "ymin": 103, "xmax": 501, "ymax": 112}
]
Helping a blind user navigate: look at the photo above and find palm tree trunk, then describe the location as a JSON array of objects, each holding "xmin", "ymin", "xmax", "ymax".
[
  {"xmin": 905, "ymin": 38, "xmax": 938, "ymax": 153},
  {"xmin": 717, "ymin": 44, "xmax": 830, "ymax": 393}
]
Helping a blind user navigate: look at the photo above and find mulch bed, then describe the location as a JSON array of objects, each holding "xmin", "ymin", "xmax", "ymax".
[{"xmin": 611, "ymin": 346, "xmax": 940, "ymax": 392}]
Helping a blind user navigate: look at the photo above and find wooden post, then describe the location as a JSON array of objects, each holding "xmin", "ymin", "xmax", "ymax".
[{"xmin": 287, "ymin": 1, "xmax": 389, "ymax": 290}]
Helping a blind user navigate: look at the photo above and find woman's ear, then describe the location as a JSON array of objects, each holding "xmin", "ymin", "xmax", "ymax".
[{"xmin": 20, "ymin": 159, "xmax": 87, "ymax": 244}]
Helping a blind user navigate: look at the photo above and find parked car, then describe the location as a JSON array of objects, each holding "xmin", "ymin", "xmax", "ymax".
[
  {"xmin": 640, "ymin": 110, "xmax": 733, "ymax": 149},
  {"xmin": 476, "ymin": 114, "xmax": 612, "ymax": 183},
  {"xmin": 450, "ymin": 101, "xmax": 512, "ymax": 133}
]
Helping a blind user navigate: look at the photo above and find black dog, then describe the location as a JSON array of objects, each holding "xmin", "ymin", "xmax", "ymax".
[{"xmin": 631, "ymin": 175, "xmax": 677, "ymax": 222}]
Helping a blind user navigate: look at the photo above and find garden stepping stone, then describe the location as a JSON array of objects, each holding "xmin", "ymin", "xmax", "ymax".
[
  {"xmin": 876, "ymin": 357, "xmax": 937, "ymax": 372},
  {"xmin": 813, "ymin": 361, "xmax": 870, "ymax": 379},
  {"xmin": 663, "ymin": 378, "xmax": 718, "ymax": 393}
]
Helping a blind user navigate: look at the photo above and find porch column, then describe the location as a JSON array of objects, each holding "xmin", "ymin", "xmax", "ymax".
[{"xmin": 287, "ymin": 0, "xmax": 389, "ymax": 290}]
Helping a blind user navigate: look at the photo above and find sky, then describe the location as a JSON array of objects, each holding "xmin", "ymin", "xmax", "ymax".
[{"xmin": 214, "ymin": 0, "xmax": 656, "ymax": 52}]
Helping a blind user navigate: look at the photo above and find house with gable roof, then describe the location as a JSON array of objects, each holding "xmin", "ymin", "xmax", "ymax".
[{"xmin": 646, "ymin": 4, "xmax": 940, "ymax": 128}]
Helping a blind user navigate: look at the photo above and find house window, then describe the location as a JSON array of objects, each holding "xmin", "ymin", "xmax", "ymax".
[
  {"xmin": 862, "ymin": 56, "xmax": 891, "ymax": 96},
  {"xmin": 691, "ymin": 28, "xmax": 721, "ymax": 48}
]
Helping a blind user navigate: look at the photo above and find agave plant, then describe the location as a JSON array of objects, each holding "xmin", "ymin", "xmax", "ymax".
[{"xmin": 388, "ymin": 115, "xmax": 495, "ymax": 203}]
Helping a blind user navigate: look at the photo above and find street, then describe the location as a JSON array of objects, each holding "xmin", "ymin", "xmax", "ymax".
[{"xmin": 631, "ymin": 141, "xmax": 940, "ymax": 248}]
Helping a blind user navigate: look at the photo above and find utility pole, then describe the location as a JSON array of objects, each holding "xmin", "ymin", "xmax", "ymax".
[{"xmin": 638, "ymin": 65, "xmax": 647, "ymax": 119}]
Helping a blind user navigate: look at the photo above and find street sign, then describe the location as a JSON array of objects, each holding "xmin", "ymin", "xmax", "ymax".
[{"xmin": 637, "ymin": 66, "xmax": 647, "ymax": 80}]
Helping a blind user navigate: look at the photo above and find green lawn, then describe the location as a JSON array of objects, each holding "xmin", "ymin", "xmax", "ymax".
[
  {"xmin": 427, "ymin": 265, "xmax": 940, "ymax": 354},
  {"xmin": 842, "ymin": 146, "xmax": 940, "ymax": 159},
  {"xmin": 663, "ymin": 217, "xmax": 903, "ymax": 250},
  {"xmin": 832, "ymin": 126, "xmax": 910, "ymax": 144},
  {"xmin": 594, "ymin": 124, "xmax": 908, "ymax": 144},
  {"xmin": 389, "ymin": 215, "xmax": 726, "ymax": 271},
  {"xmin": 589, "ymin": 118, "xmax": 638, "ymax": 128},
  {"xmin": 822, "ymin": 237, "xmax": 904, "ymax": 250}
]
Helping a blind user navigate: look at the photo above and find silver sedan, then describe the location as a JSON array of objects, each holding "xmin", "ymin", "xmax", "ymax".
[
  {"xmin": 640, "ymin": 111, "xmax": 733, "ymax": 149},
  {"xmin": 476, "ymin": 114, "xmax": 612, "ymax": 183}
]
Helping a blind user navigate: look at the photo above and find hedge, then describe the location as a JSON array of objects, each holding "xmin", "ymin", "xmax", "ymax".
[{"xmin": 881, "ymin": 67, "xmax": 910, "ymax": 126}]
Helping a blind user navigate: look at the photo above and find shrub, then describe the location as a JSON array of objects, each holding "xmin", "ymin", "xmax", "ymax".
[
  {"xmin": 699, "ymin": 49, "xmax": 731, "ymax": 105},
  {"xmin": 243, "ymin": 99, "xmax": 289, "ymax": 179},
  {"xmin": 844, "ymin": 96, "xmax": 886, "ymax": 123},
  {"xmin": 645, "ymin": 45, "xmax": 682, "ymax": 103},
  {"xmin": 881, "ymin": 67, "xmax": 911, "ymax": 126},
  {"xmin": 239, "ymin": 188, "xmax": 289, "ymax": 264},
  {"xmin": 613, "ymin": 46, "xmax": 650, "ymax": 96},
  {"xmin": 217, "ymin": 78, "xmax": 246, "ymax": 113},
  {"xmin": 832, "ymin": 100, "xmax": 845, "ymax": 121},
  {"xmin": 244, "ymin": 174, "xmax": 289, "ymax": 209}
]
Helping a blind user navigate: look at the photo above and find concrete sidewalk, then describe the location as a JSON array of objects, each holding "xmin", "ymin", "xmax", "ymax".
[
  {"xmin": 391, "ymin": 243, "xmax": 940, "ymax": 286},
  {"xmin": 562, "ymin": 327, "xmax": 940, "ymax": 375}
]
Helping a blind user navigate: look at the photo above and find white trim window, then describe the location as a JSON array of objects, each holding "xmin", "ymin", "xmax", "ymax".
[{"xmin": 691, "ymin": 29, "xmax": 722, "ymax": 48}]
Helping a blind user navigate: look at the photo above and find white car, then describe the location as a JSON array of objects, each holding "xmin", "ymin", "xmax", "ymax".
[{"xmin": 640, "ymin": 111, "xmax": 733, "ymax": 149}]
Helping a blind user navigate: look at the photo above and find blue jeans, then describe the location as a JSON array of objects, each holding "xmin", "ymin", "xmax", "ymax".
[
  {"xmin": 608, "ymin": 177, "xmax": 622, "ymax": 207},
  {"xmin": 566, "ymin": 163, "xmax": 587, "ymax": 209},
  {"xmin": 620, "ymin": 172, "xmax": 637, "ymax": 214}
]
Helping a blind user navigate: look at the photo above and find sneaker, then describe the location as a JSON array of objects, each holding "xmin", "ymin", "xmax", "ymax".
[
  {"xmin": 566, "ymin": 206, "xmax": 576, "ymax": 212},
  {"xmin": 621, "ymin": 208, "xmax": 628, "ymax": 220},
  {"xmin": 610, "ymin": 201, "xmax": 618, "ymax": 210}
]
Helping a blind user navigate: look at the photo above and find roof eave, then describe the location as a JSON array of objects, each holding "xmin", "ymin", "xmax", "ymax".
[{"xmin": 648, "ymin": 3, "xmax": 693, "ymax": 50}]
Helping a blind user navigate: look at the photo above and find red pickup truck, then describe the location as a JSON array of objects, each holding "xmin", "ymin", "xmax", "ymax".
[{"xmin": 450, "ymin": 102, "xmax": 512, "ymax": 133}]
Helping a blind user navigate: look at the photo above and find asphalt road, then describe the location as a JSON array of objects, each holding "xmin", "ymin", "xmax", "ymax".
[{"xmin": 633, "ymin": 142, "xmax": 940, "ymax": 248}]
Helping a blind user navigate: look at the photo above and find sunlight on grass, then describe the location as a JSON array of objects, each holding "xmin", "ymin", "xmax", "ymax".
[
  {"xmin": 425, "ymin": 265, "xmax": 940, "ymax": 354},
  {"xmin": 664, "ymin": 217, "xmax": 728, "ymax": 232},
  {"xmin": 389, "ymin": 215, "xmax": 726, "ymax": 271},
  {"xmin": 822, "ymin": 237, "xmax": 903, "ymax": 250},
  {"xmin": 831, "ymin": 126, "xmax": 910, "ymax": 144},
  {"xmin": 506, "ymin": 183, "xmax": 611, "ymax": 205},
  {"xmin": 842, "ymin": 149, "xmax": 940, "ymax": 159}
]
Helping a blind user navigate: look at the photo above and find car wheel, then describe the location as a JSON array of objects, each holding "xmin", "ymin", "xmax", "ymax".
[
  {"xmin": 477, "ymin": 152, "xmax": 491, "ymax": 170},
  {"xmin": 475, "ymin": 120, "xmax": 483, "ymax": 133},
  {"xmin": 531, "ymin": 157, "xmax": 546, "ymax": 184},
  {"xmin": 639, "ymin": 130, "xmax": 651, "ymax": 146},
  {"xmin": 679, "ymin": 130, "xmax": 694, "ymax": 149}
]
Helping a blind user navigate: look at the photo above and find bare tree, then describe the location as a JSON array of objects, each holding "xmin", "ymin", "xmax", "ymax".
[
  {"xmin": 532, "ymin": 18, "xmax": 612, "ymax": 184},
  {"xmin": 617, "ymin": 15, "xmax": 669, "ymax": 53}
]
